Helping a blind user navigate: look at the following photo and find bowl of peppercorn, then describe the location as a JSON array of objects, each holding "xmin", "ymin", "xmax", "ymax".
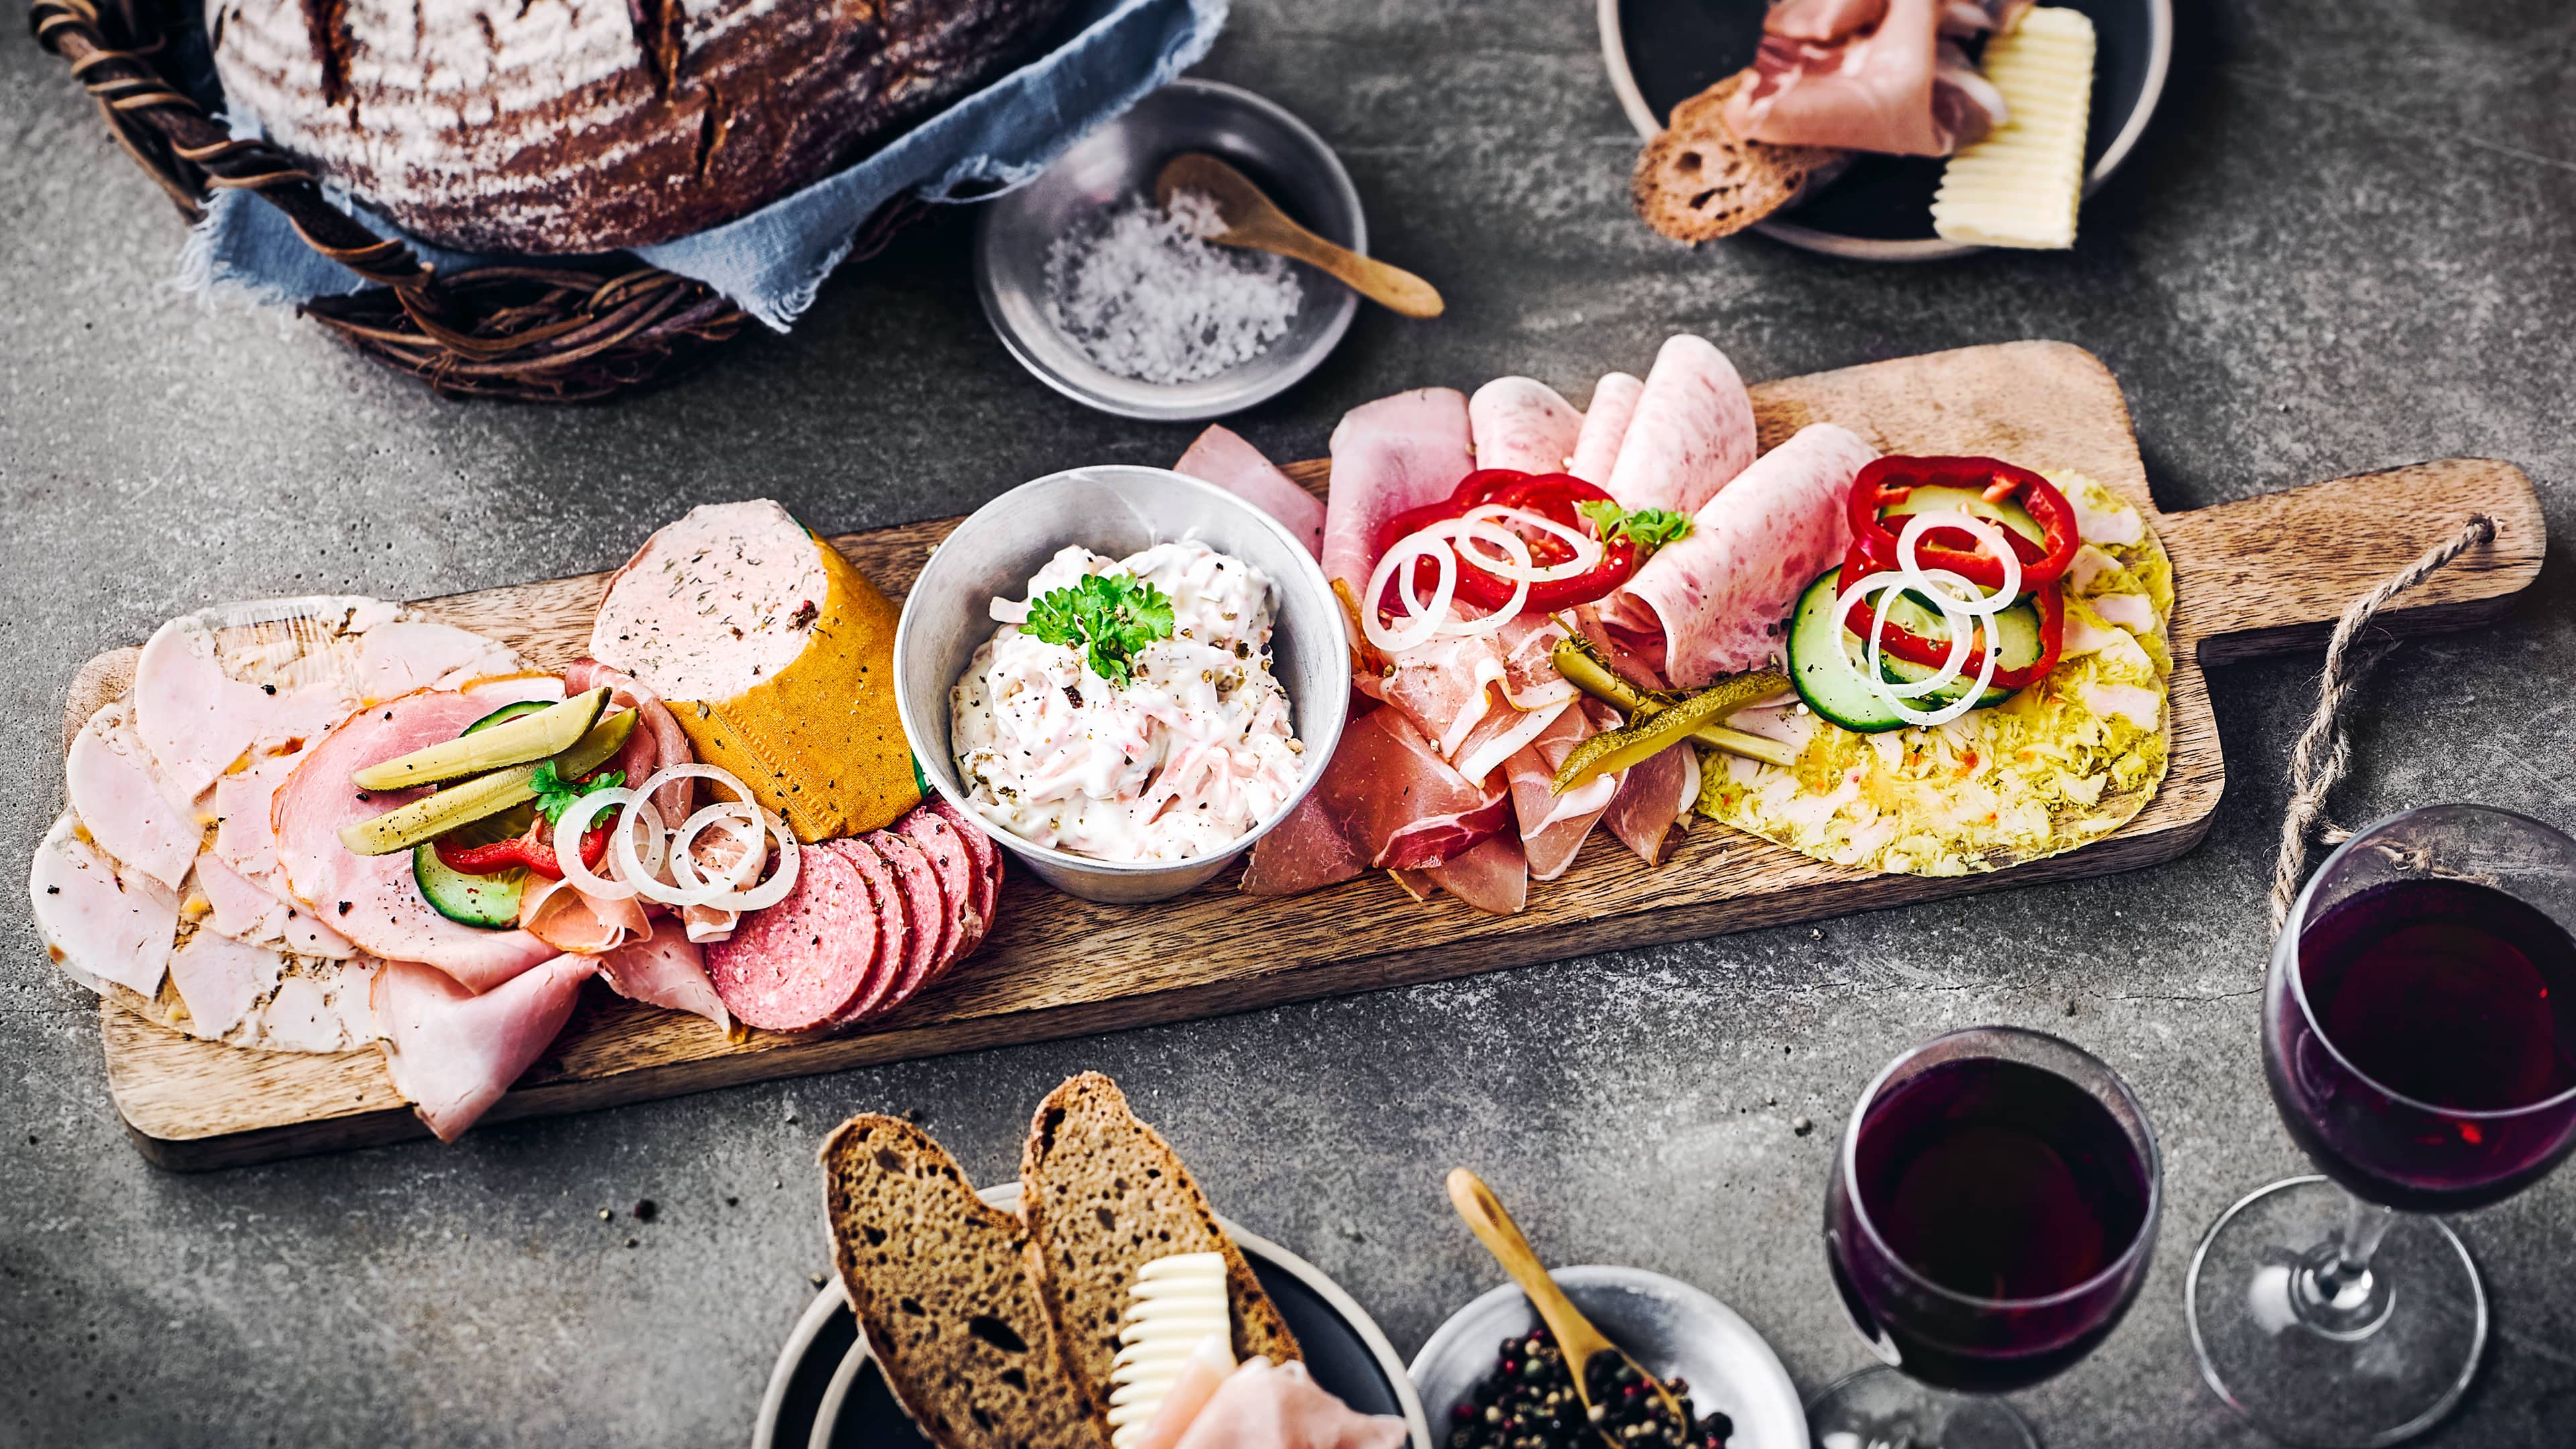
[{"xmin": 1409, "ymin": 1266, "xmax": 1806, "ymax": 1449}]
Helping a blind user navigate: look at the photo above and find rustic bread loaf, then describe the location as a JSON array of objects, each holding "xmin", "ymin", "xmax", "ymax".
[
  {"xmin": 820, "ymin": 1114, "xmax": 1106, "ymax": 1449},
  {"xmin": 207, "ymin": 0, "xmax": 1073, "ymax": 254},
  {"xmin": 1020, "ymin": 1073, "xmax": 1301, "ymax": 1436},
  {"xmin": 1631, "ymin": 74, "xmax": 1845, "ymax": 244}
]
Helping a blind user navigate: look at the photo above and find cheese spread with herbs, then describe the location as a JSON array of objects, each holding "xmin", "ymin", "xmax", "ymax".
[{"xmin": 952, "ymin": 541, "xmax": 1304, "ymax": 863}]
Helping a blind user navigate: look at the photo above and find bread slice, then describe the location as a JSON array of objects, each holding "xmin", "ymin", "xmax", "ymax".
[
  {"xmin": 1020, "ymin": 1073, "xmax": 1302, "ymax": 1436},
  {"xmin": 1631, "ymin": 74, "xmax": 1846, "ymax": 243},
  {"xmin": 820, "ymin": 1115, "xmax": 1106, "ymax": 1449}
]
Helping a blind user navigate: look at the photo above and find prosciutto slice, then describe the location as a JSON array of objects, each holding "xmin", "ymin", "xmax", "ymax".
[
  {"xmin": 1568, "ymin": 372, "xmax": 1644, "ymax": 484},
  {"xmin": 595, "ymin": 916, "xmax": 729, "ymax": 1031},
  {"xmin": 1318, "ymin": 388, "xmax": 1475, "ymax": 599},
  {"xmin": 1604, "ymin": 741, "xmax": 1702, "ymax": 867},
  {"xmin": 66, "ymin": 700, "xmax": 202, "ymax": 892},
  {"xmin": 1175, "ymin": 425, "xmax": 1327, "ymax": 558},
  {"xmin": 1604, "ymin": 336, "xmax": 1759, "ymax": 517},
  {"xmin": 1507, "ymin": 700, "xmax": 1621, "ymax": 881},
  {"xmin": 272, "ymin": 679, "xmax": 566, "ymax": 991},
  {"xmin": 561, "ymin": 659, "xmax": 696, "ymax": 826},
  {"xmin": 1238, "ymin": 788, "xmax": 1369, "ymax": 897},
  {"xmin": 1469, "ymin": 377, "xmax": 1585, "ymax": 475},
  {"xmin": 376, "ymin": 953, "xmax": 597, "ymax": 1142},
  {"xmin": 1241, "ymin": 708, "xmax": 1507, "ymax": 893},
  {"xmin": 1724, "ymin": 0, "xmax": 2008, "ymax": 156},
  {"xmin": 1600, "ymin": 423, "xmax": 1875, "ymax": 688},
  {"xmin": 1422, "ymin": 829, "xmax": 1529, "ymax": 916}
]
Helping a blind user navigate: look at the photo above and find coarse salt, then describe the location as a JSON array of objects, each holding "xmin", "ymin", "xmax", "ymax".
[{"xmin": 1044, "ymin": 189, "xmax": 1303, "ymax": 386}]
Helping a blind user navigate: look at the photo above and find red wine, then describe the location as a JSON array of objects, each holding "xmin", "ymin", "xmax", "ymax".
[
  {"xmin": 1827, "ymin": 1056, "xmax": 2153, "ymax": 1393},
  {"xmin": 2270, "ymin": 877, "xmax": 2576, "ymax": 1212}
]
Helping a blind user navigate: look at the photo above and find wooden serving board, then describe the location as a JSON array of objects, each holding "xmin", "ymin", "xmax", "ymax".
[{"xmin": 67, "ymin": 343, "xmax": 2544, "ymax": 1169}]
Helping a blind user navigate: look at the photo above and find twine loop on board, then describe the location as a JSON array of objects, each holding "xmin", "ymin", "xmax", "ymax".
[{"xmin": 2268, "ymin": 515, "xmax": 2498, "ymax": 932}]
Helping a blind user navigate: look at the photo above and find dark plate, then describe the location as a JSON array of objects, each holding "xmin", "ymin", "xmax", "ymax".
[
  {"xmin": 756, "ymin": 1185, "xmax": 1428, "ymax": 1449},
  {"xmin": 1599, "ymin": 0, "xmax": 2171, "ymax": 259}
]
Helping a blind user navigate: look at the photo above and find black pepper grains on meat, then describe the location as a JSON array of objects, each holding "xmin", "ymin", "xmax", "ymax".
[{"xmin": 1446, "ymin": 1330, "xmax": 1731, "ymax": 1449}]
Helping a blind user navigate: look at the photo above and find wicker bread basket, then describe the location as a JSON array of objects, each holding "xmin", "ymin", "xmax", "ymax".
[{"xmin": 32, "ymin": 0, "xmax": 924, "ymax": 401}]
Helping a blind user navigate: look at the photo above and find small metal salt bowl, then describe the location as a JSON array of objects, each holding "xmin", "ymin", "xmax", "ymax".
[
  {"xmin": 892, "ymin": 465, "xmax": 1349, "ymax": 904},
  {"xmin": 972, "ymin": 78, "xmax": 1365, "ymax": 421}
]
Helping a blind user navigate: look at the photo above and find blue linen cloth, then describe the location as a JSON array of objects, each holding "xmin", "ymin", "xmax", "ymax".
[{"xmin": 179, "ymin": 0, "xmax": 1224, "ymax": 332}]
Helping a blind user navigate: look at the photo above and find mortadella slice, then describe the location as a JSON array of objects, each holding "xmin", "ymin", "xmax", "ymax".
[
  {"xmin": 1599, "ymin": 423, "xmax": 1874, "ymax": 687},
  {"xmin": 705, "ymin": 843, "xmax": 877, "ymax": 1032},
  {"xmin": 1568, "ymin": 372, "xmax": 1644, "ymax": 484},
  {"xmin": 376, "ymin": 953, "xmax": 598, "ymax": 1142},
  {"xmin": 1604, "ymin": 336, "xmax": 1758, "ymax": 517},
  {"xmin": 1469, "ymin": 377, "xmax": 1585, "ymax": 475},
  {"xmin": 1175, "ymin": 425, "xmax": 1327, "ymax": 558},
  {"xmin": 1318, "ymin": 388, "xmax": 1475, "ymax": 600}
]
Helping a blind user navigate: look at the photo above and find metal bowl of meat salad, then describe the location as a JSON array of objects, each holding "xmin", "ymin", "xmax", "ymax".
[{"xmin": 893, "ymin": 465, "xmax": 1349, "ymax": 904}]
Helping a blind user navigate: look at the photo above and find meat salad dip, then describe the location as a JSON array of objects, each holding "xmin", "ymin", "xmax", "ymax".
[{"xmin": 952, "ymin": 541, "xmax": 1305, "ymax": 863}]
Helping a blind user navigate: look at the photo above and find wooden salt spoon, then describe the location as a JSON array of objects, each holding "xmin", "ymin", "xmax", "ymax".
[
  {"xmin": 1155, "ymin": 153, "xmax": 1445, "ymax": 319},
  {"xmin": 1446, "ymin": 1168, "xmax": 1691, "ymax": 1447}
]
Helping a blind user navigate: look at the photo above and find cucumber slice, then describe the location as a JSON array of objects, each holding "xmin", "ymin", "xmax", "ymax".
[
  {"xmin": 1878, "ymin": 483, "xmax": 2043, "ymax": 546},
  {"xmin": 1786, "ymin": 567, "xmax": 1907, "ymax": 733},
  {"xmin": 1876, "ymin": 598, "xmax": 2043, "ymax": 710},
  {"xmin": 413, "ymin": 843, "xmax": 528, "ymax": 929}
]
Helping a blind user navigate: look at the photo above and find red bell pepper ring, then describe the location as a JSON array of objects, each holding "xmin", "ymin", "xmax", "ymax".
[
  {"xmin": 1371, "ymin": 470, "xmax": 1640, "ymax": 615},
  {"xmin": 1843, "ymin": 456, "xmax": 2082, "ymax": 596},
  {"xmin": 1839, "ymin": 578, "xmax": 2068, "ymax": 692},
  {"xmin": 434, "ymin": 814, "xmax": 612, "ymax": 882}
]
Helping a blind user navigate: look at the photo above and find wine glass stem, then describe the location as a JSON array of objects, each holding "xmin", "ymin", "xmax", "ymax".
[{"xmin": 2291, "ymin": 1191, "xmax": 2399, "ymax": 1340}]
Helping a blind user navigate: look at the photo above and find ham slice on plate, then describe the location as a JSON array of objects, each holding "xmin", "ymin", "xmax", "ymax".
[
  {"xmin": 31, "ymin": 812, "xmax": 177, "ymax": 998},
  {"xmin": 1603, "ymin": 336, "xmax": 1758, "ymax": 517},
  {"xmin": 192, "ymin": 851, "xmax": 357, "ymax": 959},
  {"xmin": 164, "ymin": 928, "xmax": 378, "ymax": 1053},
  {"xmin": 1175, "ymin": 425, "xmax": 1327, "ymax": 559},
  {"xmin": 1155, "ymin": 1357, "xmax": 1408, "ymax": 1449},
  {"xmin": 595, "ymin": 916, "xmax": 729, "ymax": 1031},
  {"xmin": 1243, "ymin": 708, "xmax": 1507, "ymax": 895},
  {"xmin": 66, "ymin": 700, "xmax": 201, "ymax": 893},
  {"xmin": 1723, "ymin": 0, "xmax": 2008, "ymax": 156},
  {"xmin": 271, "ymin": 679, "xmax": 566, "ymax": 991},
  {"xmin": 1568, "ymin": 372, "xmax": 1644, "ymax": 484},
  {"xmin": 376, "ymin": 954, "xmax": 597, "ymax": 1142},
  {"xmin": 1318, "ymin": 388, "xmax": 1475, "ymax": 600},
  {"xmin": 1599, "ymin": 423, "xmax": 1874, "ymax": 688},
  {"xmin": 1468, "ymin": 377, "xmax": 1585, "ymax": 475},
  {"xmin": 517, "ymin": 876, "xmax": 654, "ymax": 955},
  {"xmin": 1421, "ymin": 831, "xmax": 1529, "ymax": 916}
]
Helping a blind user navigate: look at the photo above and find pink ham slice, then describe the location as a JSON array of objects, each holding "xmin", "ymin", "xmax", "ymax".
[
  {"xmin": 1174, "ymin": 425, "xmax": 1328, "ymax": 558},
  {"xmin": 1724, "ymin": 0, "xmax": 2005, "ymax": 156},
  {"xmin": 596, "ymin": 916, "xmax": 729, "ymax": 1031},
  {"xmin": 1161, "ymin": 1358, "xmax": 1409, "ymax": 1449},
  {"xmin": 860, "ymin": 829, "xmax": 946, "ymax": 1010},
  {"xmin": 66, "ymin": 700, "xmax": 201, "ymax": 892},
  {"xmin": 271, "ymin": 680, "xmax": 566, "ymax": 991},
  {"xmin": 1507, "ymin": 700, "xmax": 1622, "ymax": 881},
  {"xmin": 30, "ymin": 813, "xmax": 176, "ymax": 998},
  {"xmin": 517, "ymin": 877, "xmax": 653, "ymax": 956},
  {"xmin": 1421, "ymin": 831, "xmax": 1529, "ymax": 916},
  {"xmin": 1469, "ymin": 377, "xmax": 1585, "ymax": 475},
  {"xmin": 561, "ymin": 659, "xmax": 697, "ymax": 826},
  {"xmin": 193, "ymin": 851, "xmax": 357, "ymax": 958},
  {"xmin": 376, "ymin": 953, "xmax": 598, "ymax": 1142},
  {"xmin": 823, "ymin": 839, "xmax": 908, "ymax": 1028},
  {"xmin": 1568, "ymin": 373, "xmax": 1644, "ymax": 484},
  {"xmin": 1605, "ymin": 336, "xmax": 1758, "ymax": 517},
  {"xmin": 1604, "ymin": 741, "xmax": 1703, "ymax": 867},
  {"xmin": 896, "ymin": 808, "xmax": 985, "ymax": 985},
  {"xmin": 1318, "ymin": 388, "xmax": 1476, "ymax": 600},
  {"xmin": 1600, "ymin": 423, "xmax": 1875, "ymax": 688},
  {"xmin": 704, "ymin": 843, "xmax": 877, "ymax": 1032}
]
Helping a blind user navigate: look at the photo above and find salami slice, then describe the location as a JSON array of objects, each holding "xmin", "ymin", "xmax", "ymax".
[
  {"xmin": 861, "ymin": 829, "xmax": 945, "ymax": 1010},
  {"xmin": 704, "ymin": 844, "xmax": 876, "ymax": 1032},
  {"xmin": 898, "ymin": 808, "xmax": 985, "ymax": 983},
  {"xmin": 926, "ymin": 798, "xmax": 1001, "ymax": 930},
  {"xmin": 822, "ymin": 839, "xmax": 906, "ymax": 1028}
]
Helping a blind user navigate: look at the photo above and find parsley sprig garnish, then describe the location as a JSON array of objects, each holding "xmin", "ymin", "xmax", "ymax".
[
  {"xmin": 1022, "ymin": 573, "xmax": 1176, "ymax": 688},
  {"xmin": 531, "ymin": 761, "xmax": 626, "ymax": 824},
  {"xmin": 1575, "ymin": 499, "xmax": 1694, "ymax": 551}
]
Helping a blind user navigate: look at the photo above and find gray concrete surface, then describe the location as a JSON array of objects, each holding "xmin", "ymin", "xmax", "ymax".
[{"xmin": 5, "ymin": 0, "xmax": 2573, "ymax": 1444}]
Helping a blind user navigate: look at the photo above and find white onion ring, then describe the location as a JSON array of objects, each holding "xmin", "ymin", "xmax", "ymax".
[
  {"xmin": 1832, "ymin": 511, "xmax": 2025, "ymax": 729},
  {"xmin": 1426, "ymin": 520, "xmax": 1530, "ymax": 639},
  {"xmin": 1454, "ymin": 505, "xmax": 1604, "ymax": 582},
  {"xmin": 1362, "ymin": 531, "xmax": 1456, "ymax": 654},
  {"xmin": 553, "ymin": 787, "xmax": 645, "ymax": 901},
  {"xmin": 670, "ymin": 802, "xmax": 765, "ymax": 892},
  {"xmin": 547, "ymin": 762, "xmax": 801, "ymax": 914}
]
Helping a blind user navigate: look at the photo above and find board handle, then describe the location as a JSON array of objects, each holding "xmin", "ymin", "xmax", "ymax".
[{"xmin": 2157, "ymin": 458, "xmax": 2546, "ymax": 665}]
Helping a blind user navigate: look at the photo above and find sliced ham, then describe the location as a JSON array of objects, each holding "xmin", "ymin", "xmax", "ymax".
[
  {"xmin": 191, "ymin": 852, "xmax": 357, "ymax": 959},
  {"xmin": 376, "ymin": 954, "xmax": 597, "ymax": 1142},
  {"xmin": 210, "ymin": 746, "xmax": 304, "ymax": 885},
  {"xmin": 1770, "ymin": 0, "xmax": 1887, "ymax": 41},
  {"xmin": 1374, "ymin": 633, "xmax": 1510, "ymax": 759},
  {"xmin": 1468, "ymin": 377, "xmax": 1585, "ymax": 475},
  {"xmin": 1604, "ymin": 741, "xmax": 1703, "ymax": 867},
  {"xmin": 1600, "ymin": 423, "xmax": 1875, "ymax": 688},
  {"xmin": 66, "ymin": 700, "xmax": 202, "ymax": 892},
  {"xmin": 1163, "ymin": 1357, "xmax": 1408, "ymax": 1449},
  {"xmin": 517, "ymin": 877, "xmax": 654, "ymax": 955},
  {"xmin": 31, "ymin": 813, "xmax": 177, "ymax": 998},
  {"xmin": 596, "ymin": 916, "xmax": 729, "ymax": 1031},
  {"xmin": 1174, "ymin": 425, "xmax": 1328, "ymax": 558},
  {"xmin": 271, "ymin": 680, "xmax": 566, "ymax": 991},
  {"xmin": 165, "ymin": 928, "xmax": 376, "ymax": 1053},
  {"xmin": 824, "ymin": 839, "xmax": 907, "ymax": 1027},
  {"xmin": 1603, "ymin": 336, "xmax": 1758, "ymax": 517},
  {"xmin": 1724, "ymin": 0, "xmax": 2006, "ymax": 156},
  {"xmin": 1318, "ymin": 388, "xmax": 1475, "ymax": 600},
  {"xmin": 1568, "ymin": 372, "xmax": 1644, "ymax": 484},
  {"xmin": 561, "ymin": 659, "xmax": 697, "ymax": 826},
  {"xmin": 1507, "ymin": 700, "xmax": 1621, "ymax": 881},
  {"xmin": 1421, "ymin": 832, "xmax": 1529, "ymax": 916}
]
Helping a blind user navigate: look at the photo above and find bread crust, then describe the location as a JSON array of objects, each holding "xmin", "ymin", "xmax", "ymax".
[
  {"xmin": 1019, "ymin": 1073, "xmax": 1303, "ymax": 1440},
  {"xmin": 209, "ymin": 0, "xmax": 1075, "ymax": 254},
  {"xmin": 1630, "ymin": 74, "xmax": 1846, "ymax": 244}
]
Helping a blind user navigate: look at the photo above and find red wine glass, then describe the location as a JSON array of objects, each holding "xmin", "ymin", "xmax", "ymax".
[
  {"xmin": 1814, "ymin": 1026, "xmax": 2162, "ymax": 1449},
  {"xmin": 2188, "ymin": 804, "xmax": 2576, "ymax": 1446}
]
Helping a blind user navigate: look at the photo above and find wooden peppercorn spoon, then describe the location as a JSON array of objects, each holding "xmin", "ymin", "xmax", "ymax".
[
  {"xmin": 1446, "ymin": 1167, "xmax": 1692, "ymax": 1447},
  {"xmin": 1154, "ymin": 152, "xmax": 1445, "ymax": 319}
]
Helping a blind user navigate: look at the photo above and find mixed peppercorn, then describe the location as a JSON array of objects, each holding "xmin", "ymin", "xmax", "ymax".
[{"xmin": 1446, "ymin": 1328, "xmax": 1732, "ymax": 1449}]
